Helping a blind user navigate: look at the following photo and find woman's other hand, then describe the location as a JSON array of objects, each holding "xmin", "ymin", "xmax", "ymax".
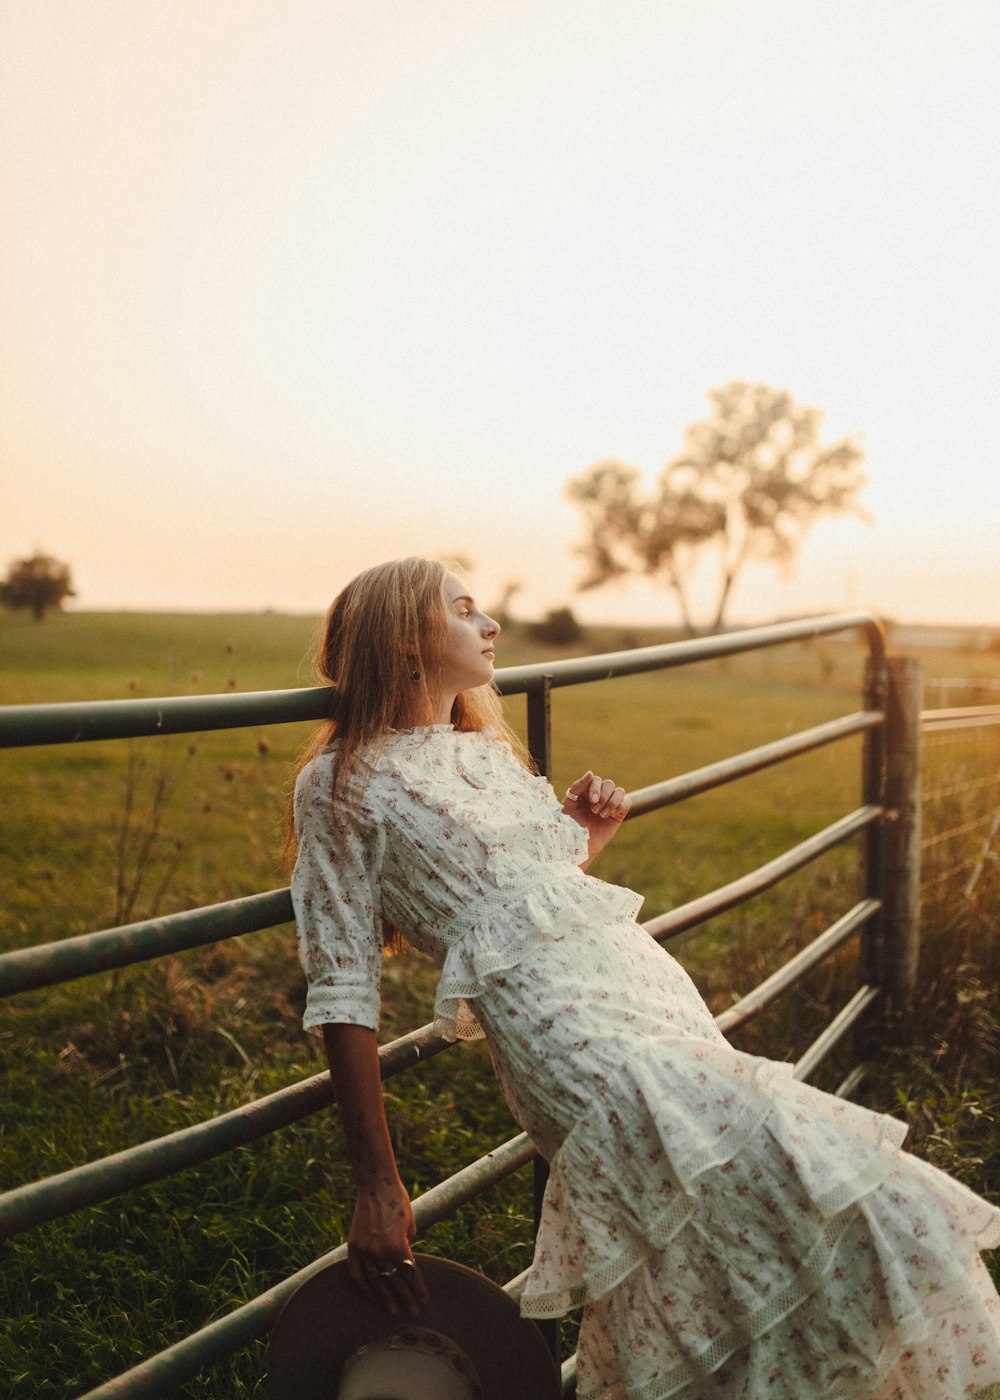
[
  {"xmin": 347, "ymin": 1175, "xmax": 429, "ymax": 1316},
  {"xmin": 561, "ymin": 770, "xmax": 631, "ymax": 866}
]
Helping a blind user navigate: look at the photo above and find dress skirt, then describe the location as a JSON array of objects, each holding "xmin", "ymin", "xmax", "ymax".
[{"xmin": 471, "ymin": 911, "xmax": 1000, "ymax": 1400}]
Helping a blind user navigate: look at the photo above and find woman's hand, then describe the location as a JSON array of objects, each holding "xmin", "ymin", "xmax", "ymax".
[
  {"xmin": 561, "ymin": 770, "xmax": 631, "ymax": 867},
  {"xmin": 321, "ymin": 1024, "xmax": 430, "ymax": 1316},
  {"xmin": 347, "ymin": 1173, "xmax": 429, "ymax": 1316}
]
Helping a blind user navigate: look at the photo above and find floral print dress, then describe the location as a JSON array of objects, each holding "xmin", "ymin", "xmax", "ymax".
[{"xmin": 291, "ymin": 725, "xmax": 1000, "ymax": 1400}]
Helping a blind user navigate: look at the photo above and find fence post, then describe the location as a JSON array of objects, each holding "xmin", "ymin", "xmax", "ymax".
[
  {"xmin": 860, "ymin": 654, "xmax": 888, "ymax": 991},
  {"xmin": 524, "ymin": 676, "xmax": 559, "ymax": 1364},
  {"xmin": 881, "ymin": 657, "xmax": 924, "ymax": 1020}
]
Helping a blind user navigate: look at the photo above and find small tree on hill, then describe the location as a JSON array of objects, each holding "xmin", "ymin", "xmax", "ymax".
[
  {"xmin": 566, "ymin": 381, "xmax": 868, "ymax": 633},
  {"xmin": 531, "ymin": 606, "xmax": 583, "ymax": 645},
  {"xmin": 0, "ymin": 552, "xmax": 76, "ymax": 620}
]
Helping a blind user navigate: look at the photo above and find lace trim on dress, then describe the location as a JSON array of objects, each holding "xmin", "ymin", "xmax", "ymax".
[{"xmin": 429, "ymin": 866, "xmax": 584, "ymax": 1042}]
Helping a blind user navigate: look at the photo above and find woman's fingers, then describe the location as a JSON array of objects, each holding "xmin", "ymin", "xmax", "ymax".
[
  {"xmin": 599, "ymin": 785, "xmax": 628, "ymax": 818},
  {"xmin": 595, "ymin": 778, "xmax": 615, "ymax": 814},
  {"xmin": 349, "ymin": 1252, "xmax": 378, "ymax": 1303},
  {"xmin": 393, "ymin": 1256, "xmax": 430, "ymax": 1311},
  {"xmin": 374, "ymin": 1264, "xmax": 403, "ymax": 1315},
  {"xmin": 565, "ymin": 772, "xmax": 630, "ymax": 819},
  {"xmin": 350, "ymin": 1252, "xmax": 429, "ymax": 1317},
  {"xmin": 377, "ymin": 1255, "xmax": 429, "ymax": 1316},
  {"xmin": 563, "ymin": 770, "xmax": 593, "ymax": 805}
]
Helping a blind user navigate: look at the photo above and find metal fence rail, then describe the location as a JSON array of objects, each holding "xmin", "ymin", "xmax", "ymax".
[
  {"xmin": 0, "ymin": 612, "xmax": 884, "ymax": 749},
  {"xmin": 1, "ymin": 609, "xmax": 907, "ymax": 1399},
  {"xmin": 0, "ymin": 889, "xmax": 294, "ymax": 997}
]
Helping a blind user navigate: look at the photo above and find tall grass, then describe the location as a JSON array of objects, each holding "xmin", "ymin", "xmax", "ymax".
[{"xmin": 2, "ymin": 611, "xmax": 998, "ymax": 1396}]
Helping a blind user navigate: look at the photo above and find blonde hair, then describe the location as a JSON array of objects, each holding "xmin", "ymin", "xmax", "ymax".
[{"xmin": 285, "ymin": 557, "xmax": 528, "ymax": 945}]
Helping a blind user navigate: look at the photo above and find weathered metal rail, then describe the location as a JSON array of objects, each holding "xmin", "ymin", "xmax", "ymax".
[
  {"xmin": 0, "ymin": 611, "xmax": 885, "ymax": 748},
  {"xmin": 1, "ymin": 608, "xmax": 917, "ymax": 1400},
  {"xmin": 0, "ymin": 888, "xmax": 294, "ymax": 997}
]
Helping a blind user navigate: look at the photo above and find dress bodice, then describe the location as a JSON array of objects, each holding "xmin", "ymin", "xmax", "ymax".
[{"xmin": 290, "ymin": 725, "xmax": 641, "ymax": 1038}]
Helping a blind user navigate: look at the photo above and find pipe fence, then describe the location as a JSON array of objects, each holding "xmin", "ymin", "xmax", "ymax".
[{"xmin": 2, "ymin": 610, "xmax": 935, "ymax": 1398}]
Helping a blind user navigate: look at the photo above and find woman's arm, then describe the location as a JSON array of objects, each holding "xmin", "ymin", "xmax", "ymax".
[
  {"xmin": 322, "ymin": 1023, "xmax": 429, "ymax": 1315},
  {"xmin": 561, "ymin": 769, "xmax": 631, "ymax": 868}
]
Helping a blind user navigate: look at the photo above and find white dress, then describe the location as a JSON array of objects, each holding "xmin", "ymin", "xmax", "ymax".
[{"xmin": 291, "ymin": 725, "xmax": 1000, "ymax": 1400}]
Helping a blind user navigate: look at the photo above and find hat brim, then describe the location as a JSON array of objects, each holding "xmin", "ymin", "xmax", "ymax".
[{"xmin": 267, "ymin": 1253, "xmax": 560, "ymax": 1400}]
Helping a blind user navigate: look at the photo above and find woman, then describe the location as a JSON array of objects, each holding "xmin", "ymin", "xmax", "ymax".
[{"xmin": 289, "ymin": 557, "xmax": 1000, "ymax": 1400}]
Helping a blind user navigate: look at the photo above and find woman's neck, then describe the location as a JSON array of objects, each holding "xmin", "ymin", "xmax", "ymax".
[
  {"xmin": 431, "ymin": 691, "xmax": 456, "ymax": 725},
  {"xmin": 402, "ymin": 690, "xmax": 455, "ymax": 728}
]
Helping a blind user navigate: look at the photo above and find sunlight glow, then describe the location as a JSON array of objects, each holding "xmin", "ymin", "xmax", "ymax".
[{"xmin": 2, "ymin": 0, "xmax": 998, "ymax": 624}]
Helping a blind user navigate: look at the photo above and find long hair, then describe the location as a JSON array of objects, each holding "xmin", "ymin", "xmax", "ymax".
[{"xmin": 284, "ymin": 558, "xmax": 528, "ymax": 946}]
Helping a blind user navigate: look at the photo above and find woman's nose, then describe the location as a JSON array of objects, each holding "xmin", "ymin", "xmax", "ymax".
[{"xmin": 483, "ymin": 615, "xmax": 500, "ymax": 637}]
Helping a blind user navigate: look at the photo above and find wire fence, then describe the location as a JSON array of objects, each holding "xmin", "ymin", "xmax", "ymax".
[
  {"xmin": 924, "ymin": 675, "xmax": 1000, "ymax": 708},
  {"xmin": 922, "ymin": 707, "xmax": 1000, "ymax": 894}
]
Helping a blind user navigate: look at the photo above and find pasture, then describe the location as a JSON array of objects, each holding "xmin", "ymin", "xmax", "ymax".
[{"xmin": 1, "ymin": 608, "xmax": 997, "ymax": 1397}]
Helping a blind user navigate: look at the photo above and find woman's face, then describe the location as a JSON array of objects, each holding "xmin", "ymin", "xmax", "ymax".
[{"xmin": 437, "ymin": 572, "xmax": 500, "ymax": 698}]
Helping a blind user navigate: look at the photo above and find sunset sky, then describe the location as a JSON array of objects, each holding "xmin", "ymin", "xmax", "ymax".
[{"xmin": 2, "ymin": 1, "xmax": 998, "ymax": 627}]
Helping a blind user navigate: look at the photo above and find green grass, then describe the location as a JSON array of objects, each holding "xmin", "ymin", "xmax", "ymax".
[{"xmin": 1, "ymin": 609, "xmax": 998, "ymax": 1397}]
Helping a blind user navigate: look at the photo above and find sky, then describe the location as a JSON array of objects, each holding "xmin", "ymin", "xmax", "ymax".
[{"xmin": 2, "ymin": 0, "xmax": 999, "ymax": 628}]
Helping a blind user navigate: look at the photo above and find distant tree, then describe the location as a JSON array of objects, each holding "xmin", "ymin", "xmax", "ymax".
[
  {"xmin": 0, "ymin": 552, "xmax": 76, "ymax": 620},
  {"xmin": 566, "ymin": 381, "xmax": 868, "ymax": 633},
  {"xmin": 565, "ymin": 459, "xmax": 722, "ymax": 635},
  {"xmin": 531, "ymin": 606, "xmax": 583, "ymax": 646}
]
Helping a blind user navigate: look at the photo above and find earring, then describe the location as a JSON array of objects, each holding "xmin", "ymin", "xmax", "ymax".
[{"xmin": 410, "ymin": 669, "xmax": 421, "ymax": 683}]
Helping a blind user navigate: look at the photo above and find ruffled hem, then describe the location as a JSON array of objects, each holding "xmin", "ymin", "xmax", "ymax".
[
  {"xmin": 520, "ymin": 1040, "xmax": 1000, "ymax": 1399},
  {"xmin": 576, "ymin": 1238, "xmax": 1000, "ymax": 1400},
  {"xmin": 430, "ymin": 872, "xmax": 645, "ymax": 1041},
  {"xmin": 519, "ymin": 1042, "xmax": 929, "ymax": 1317}
]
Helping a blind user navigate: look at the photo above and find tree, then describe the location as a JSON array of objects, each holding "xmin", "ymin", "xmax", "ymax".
[
  {"xmin": 566, "ymin": 381, "xmax": 867, "ymax": 633},
  {"xmin": 530, "ymin": 606, "xmax": 583, "ymax": 646},
  {"xmin": 0, "ymin": 552, "xmax": 76, "ymax": 620}
]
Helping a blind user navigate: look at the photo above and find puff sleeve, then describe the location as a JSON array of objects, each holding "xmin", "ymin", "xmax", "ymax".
[{"xmin": 290, "ymin": 754, "xmax": 386, "ymax": 1032}]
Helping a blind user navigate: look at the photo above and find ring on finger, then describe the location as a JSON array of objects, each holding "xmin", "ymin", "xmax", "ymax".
[{"xmin": 379, "ymin": 1267, "xmax": 398, "ymax": 1278}]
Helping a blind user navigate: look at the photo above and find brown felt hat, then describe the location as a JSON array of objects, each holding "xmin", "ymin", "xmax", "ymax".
[{"xmin": 267, "ymin": 1254, "xmax": 560, "ymax": 1399}]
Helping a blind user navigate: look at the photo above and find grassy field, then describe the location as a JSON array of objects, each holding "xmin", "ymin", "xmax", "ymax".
[{"xmin": 1, "ymin": 608, "xmax": 998, "ymax": 1397}]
